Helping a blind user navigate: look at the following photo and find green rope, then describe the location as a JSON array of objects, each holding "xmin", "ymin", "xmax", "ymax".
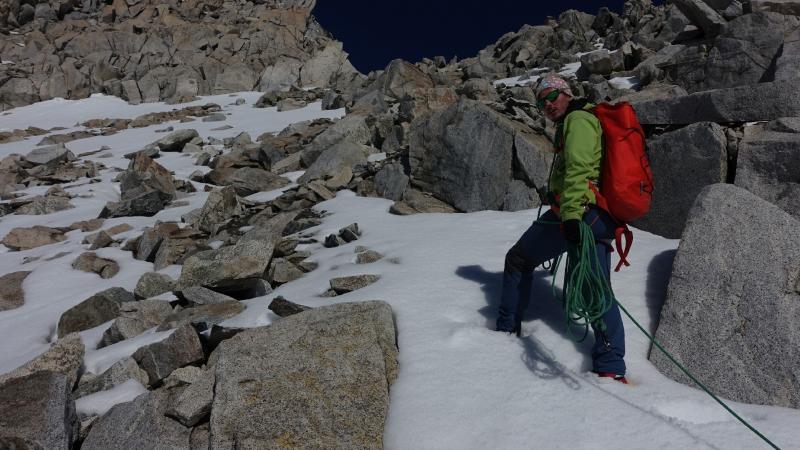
[
  {"xmin": 549, "ymin": 222, "xmax": 614, "ymax": 342},
  {"xmin": 540, "ymin": 219, "xmax": 780, "ymax": 449},
  {"xmin": 615, "ymin": 301, "xmax": 780, "ymax": 449}
]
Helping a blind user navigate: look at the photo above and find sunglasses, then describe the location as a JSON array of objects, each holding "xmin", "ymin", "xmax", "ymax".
[{"xmin": 536, "ymin": 90, "xmax": 561, "ymax": 110}]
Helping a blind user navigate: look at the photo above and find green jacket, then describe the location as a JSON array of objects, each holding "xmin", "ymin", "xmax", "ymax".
[{"xmin": 548, "ymin": 102, "xmax": 603, "ymax": 222}]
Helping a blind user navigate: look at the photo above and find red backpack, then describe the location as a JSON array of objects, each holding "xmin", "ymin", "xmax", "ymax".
[{"xmin": 590, "ymin": 102, "xmax": 654, "ymax": 271}]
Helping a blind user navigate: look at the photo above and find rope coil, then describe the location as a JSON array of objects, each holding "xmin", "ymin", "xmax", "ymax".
[{"xmin": 550, "ymin": 221, "xmax": 613, "ymax": 342}]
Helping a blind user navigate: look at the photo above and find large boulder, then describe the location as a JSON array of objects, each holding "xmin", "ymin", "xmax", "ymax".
[
  {"xmin": 752, "ymin": 0, "xmax": 800, "ymax": 15},
  {"xmin": 210, "ymin": 301, "xmax": 398, "ymax": 449},
  {"xmin": 374, "ymin": 162, "xmax": 410, "ymax": 201},
  {"xmin": 0, "ymin": 271, "xmax": 31, "ymax": 311},
  {"xmin": 299, "ymin": 41, "xmax": 359, "ymax": 88},
  {"xmin": 165, "ymin": 370, "xmax": 215, "ymax": 427},
  {"xmin": 132, "ymin": 325, "xmax": 204, "ymax": 386},
  {"xmin": 297, "ymin": 139, "xmax": 375, "ymax": 184},
  {"xmin": 775, "ymin": 27, "xmax": 800, "ymax": 81},
  {"xmin": 134, "ymin": 272, "xmax": 177, "ymax": 299},
  {"xmin": 580, "ymin": 49, "xmax": 624, "ymax": 75},
  {"xmin": 57, "ymin": 287, "xmax": 135, "ymax": 337},
  {"xmin": 224, "ymin": 167, "xmax": 290, "ymax": 196},
  {"xmin": 119, "ymin": 152, "xmax": 177, "ymax": 201},
  {"xmin": 369, "ymin": 59, "xmax": 435, "ymax": 101},
  {"xmin": 513, "ymin": 131, "xmax": 555, "ymax": 192},
  {"xmin": 178, "ymin": 235, "xmax": 276, "ymax": 292},
  {"xmin": 734, "ymin": 129, "xmax": 800, "ymax": 219},
  {"xmin": 299, "ymin": 114, "xmax": 372, "ymax": 168},
  {"xmin": 409, "ymin": 98, "xmax": 539, "ymax": 212},
  {"xmin": 634, "ymin": 80, "xmax": 800, "ymax": 124},
  {"xmin": 156, "ymin": 301, "xmax": 245, "ymax": 332},
  {"xmin": 670, "ymin": 0, "xmax": 727, "ymax": 37},
  {"xmin": 398, "ymin": 87, "xmax": 459, "ymax": 123},
  {"xmin": 100, "ymin": 153, "xmax": 176, "ymax": 218},
  {"xmin": 81, "ymin": 388, "xmax": 190, "ymax": 449},
  {"xmin": 99, "ymin": 299, "xmax": 175, "ymax": 347},
  {"xmin": 259, "ymin": 57, "xmax": 303, "ymax": 93},
  {"xmin": 75, "ymin": 357, "xmax": 149, "ymax": 398},
  {"xmin": 653, "ymin": 12, "xmax": 785, "ymax": 93},
  {"xmin": 24, "ymin": 144, "xmax": 70, "ymax": 166},
  {"xmin": 651, "ymin": 184, "xmax": 800, "ymax": 408},
  {"xmin": 0, "ymin": 372, "xmax": 79, "ymax": 450},
  {"xmin": 98, "ymin": 190, "xmax": 170, "ymax": 218},
  {"xmin": 2, "ymin": 226, "xmax": 67, "ymax": 250},
  {"xmin": 0, "ymin": 334, "xmax": 85, "ymax": 389},
  {"xmin": 634, "ymin": 122, "xmax": 728, "ymax": 238},
  {"xmin": 197, "ymin": 186, "xmax": 243, "ymax": 235},
  {"xmin": 154, "ymin": 129, "xmax": 199, "ymax": 152},
  {"xmin": 180, "ymin": 286, "xmax": 238, "ymax": 306},
  {"xmin": 71, "ymin": 252, "xmax": 120, "ymax": 279},
  {"xmin": 14, "ymin": 195, "xmax": 74, "ymax": 215},
  {"xmin": 152, "ymin": 229, "xmax": 208, "ymax": 271}
]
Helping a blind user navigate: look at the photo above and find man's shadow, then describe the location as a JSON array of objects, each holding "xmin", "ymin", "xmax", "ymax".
[{"xmin": 457, "ymin": 264, "xmax": 592, "ymax": 384}]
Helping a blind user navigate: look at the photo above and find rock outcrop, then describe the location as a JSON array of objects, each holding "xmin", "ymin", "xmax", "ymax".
[
  {"xmin": 210, "ymin": 301, "xmax": 398, "ymax": 449},
  {"xmin": 0, "ymin": 372, "xmax": 79, "ymax": 450},
  {"xmin": 409, "ymin": 98, "xmax": 547, "ymax": 212},
  {"xmin": 651, "ymin": 184, "xmax": 800, "ymax": 408},
  {"xmin": 0, "ymin": 0, "xmax": 362, "ymax": 110},
  {"xmin": 734, "ymin": 127, "xmax": 800, "ymax": 219},
  {"xmin": 634, "ymin": 122, "xmax": 728, "ymax": 238},
  {"xmin": 0, "ymin": 271, "xmax": 31, "ymax": 311}
]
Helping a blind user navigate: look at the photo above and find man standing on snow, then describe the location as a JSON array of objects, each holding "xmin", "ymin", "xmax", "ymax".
[{"xmin": 495, "ymin": 73, "xmax": 627, "ymax": 383}]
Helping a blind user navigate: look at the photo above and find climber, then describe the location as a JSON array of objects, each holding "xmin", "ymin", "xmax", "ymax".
[{"xmin": 495, "ymin": 73, "xmax": 627, "ymax": 383}]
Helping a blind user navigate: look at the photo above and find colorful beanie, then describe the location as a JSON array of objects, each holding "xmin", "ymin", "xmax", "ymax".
[{"xmin": 534, "ymin": 73, "xmax": 573, "ymax": 97}]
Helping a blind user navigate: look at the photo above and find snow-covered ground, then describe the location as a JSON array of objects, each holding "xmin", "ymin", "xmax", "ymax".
[{"xmin": 1, "ymin": 93, "xmax": 799, "ymax": 449}]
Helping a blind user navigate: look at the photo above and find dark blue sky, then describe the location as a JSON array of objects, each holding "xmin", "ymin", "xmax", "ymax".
[{"xmin": 313, "ymin": 1, "xmax": 656, "ymax": 73}]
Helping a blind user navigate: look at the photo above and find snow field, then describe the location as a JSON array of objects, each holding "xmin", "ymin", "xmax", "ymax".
[{"xmin": 0, "ymin": 93, "xmax": 798, "ymax": 449}]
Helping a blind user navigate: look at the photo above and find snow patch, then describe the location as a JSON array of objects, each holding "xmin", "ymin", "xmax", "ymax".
[{"xmin": 75, "ymin": 379, "xmax": 148, "ymax": 418}]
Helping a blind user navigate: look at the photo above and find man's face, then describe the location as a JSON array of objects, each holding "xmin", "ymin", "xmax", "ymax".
[{"xmin": 537, "ymin": 88, "xmax": 571, "ymax": 122}]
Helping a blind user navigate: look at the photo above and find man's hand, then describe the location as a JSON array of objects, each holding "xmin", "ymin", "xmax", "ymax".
[{"xmin": 562, "ymin": 219, "xmax": 581, "ymax": 244}]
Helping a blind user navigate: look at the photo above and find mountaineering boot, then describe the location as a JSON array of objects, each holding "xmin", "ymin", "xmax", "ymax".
[
  {"xmin": 594, "ymin": 371, "xmax": 628, "ymax": 384},
  {"xmin": 494, "ymin": 324, "xmax": 521, "ymax": 337}
]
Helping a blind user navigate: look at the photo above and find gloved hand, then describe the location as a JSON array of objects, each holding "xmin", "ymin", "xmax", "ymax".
[{"xmin": 562, "ymin": 219, "xmax": 581, "ymax": 244}]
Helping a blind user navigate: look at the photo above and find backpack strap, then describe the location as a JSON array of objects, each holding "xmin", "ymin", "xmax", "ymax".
[
  {"xmin": 613, "ymin": 224, "xmax": 633, "ymax": 272},
  {"xmin": 588, "ymin": 182, "xmax": 634, "ymax": 272},
  {"xmin": 587, "ymin": 181, "xmax": 608, "ymax": 213}
]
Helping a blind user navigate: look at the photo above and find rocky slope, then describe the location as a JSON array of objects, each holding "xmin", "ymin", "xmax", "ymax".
[
  {"xmin": 2, "ymin": 0, "xmax": 800, "ymax": 447},
  {"xmin": 0, "ymin": 0, "xmax": 362, "ymax": 110}
]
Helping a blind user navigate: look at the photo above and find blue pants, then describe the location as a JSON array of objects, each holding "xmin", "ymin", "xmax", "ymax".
[{"xmin": 496, "ymin": 208, "xmax": 626, "ymax": 375}]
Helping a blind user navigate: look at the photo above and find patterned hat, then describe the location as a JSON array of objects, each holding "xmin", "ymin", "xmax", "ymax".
[{"xmin": 534, "ymin": 73, "xmax": 573, "ymax": 98}]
